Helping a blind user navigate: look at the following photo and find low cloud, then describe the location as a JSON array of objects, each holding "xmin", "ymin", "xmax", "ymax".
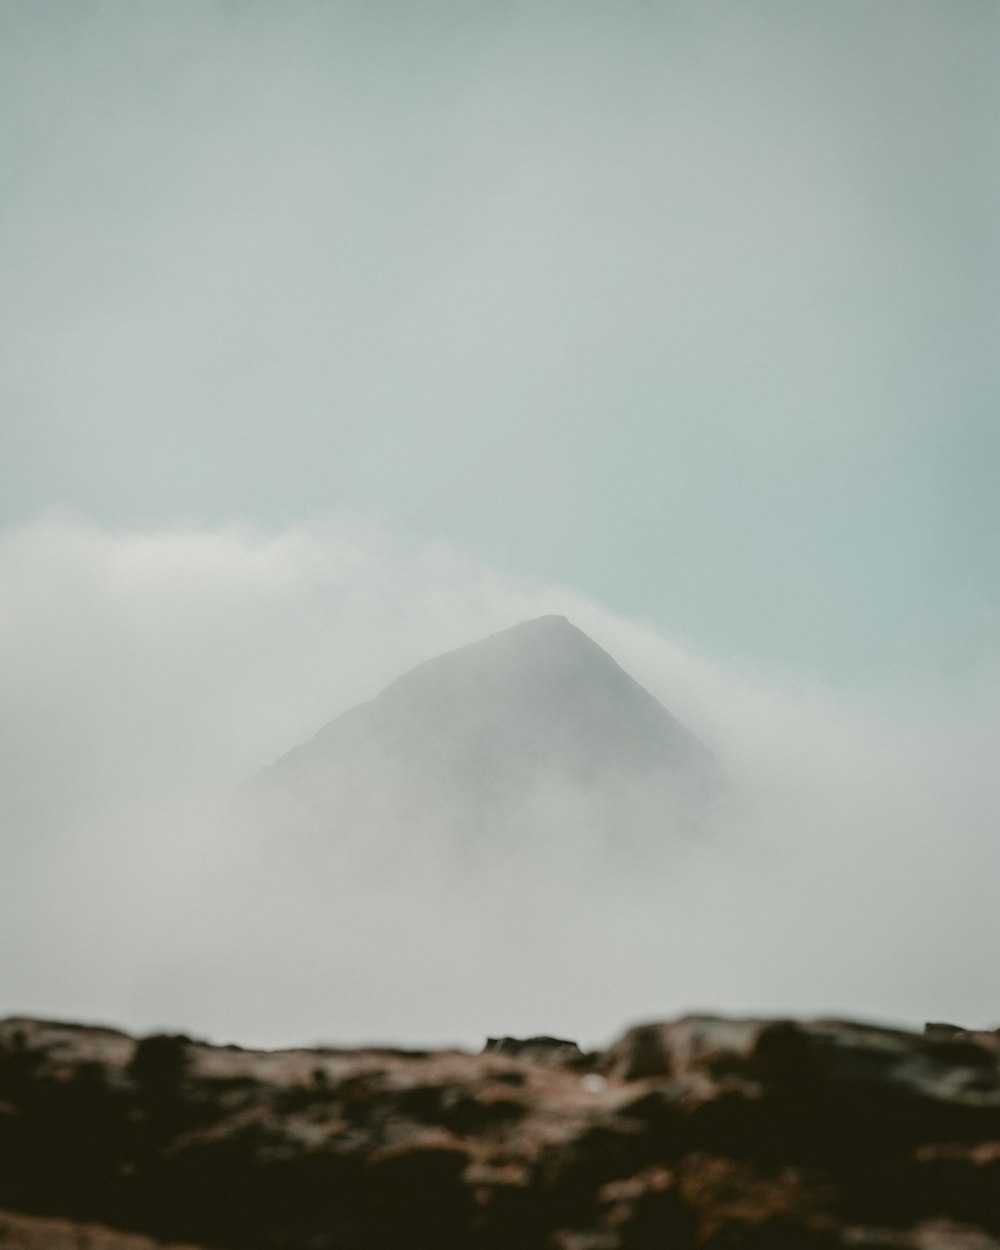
[{"xmin": 1, "ymin": 513, "xmax": 996, "ymax": 1049}]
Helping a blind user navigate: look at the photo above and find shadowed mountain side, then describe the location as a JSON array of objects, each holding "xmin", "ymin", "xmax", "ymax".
[{"xmin": 253, "ymin": 617, "xmax": 720, "ymax": 855}]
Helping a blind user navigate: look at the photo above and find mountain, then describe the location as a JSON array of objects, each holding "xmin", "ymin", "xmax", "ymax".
[{"xmin": 257, "ymin": 616, "xmax": 717, "ymax": 852}]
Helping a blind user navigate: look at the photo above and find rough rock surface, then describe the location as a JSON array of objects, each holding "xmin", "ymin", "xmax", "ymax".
[
  {"xmin": 3, "ymin": 1014, "xmax": 1000, "ymax": 1249},
  {"xmin": 0, "ymin": 1207, "xmax": 200, "ymax": 1249}
]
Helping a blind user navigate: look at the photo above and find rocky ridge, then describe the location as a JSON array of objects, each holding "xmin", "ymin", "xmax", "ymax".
[{"xmin": 3, "ymin": 1014, "xmax": 1000, "ymax": 1249}]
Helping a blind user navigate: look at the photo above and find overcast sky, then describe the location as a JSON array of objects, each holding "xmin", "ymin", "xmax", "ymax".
[
  {"xmin": 1, "ymin": 2, "xmax": 998, "ymax": 1046},
  {"xmin": 3, "ymin": 0, "xmax": 996, "ymax": 677}
]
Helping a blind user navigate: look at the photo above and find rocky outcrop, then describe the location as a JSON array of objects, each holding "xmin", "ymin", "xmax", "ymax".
[
  {"xmin": 482, "ymin": 1035, "xmax": 586, "ymax": 1064},
  {"xmin": 3, "ymin": 1014, "xmax": 1000, "ymax": 1249}
]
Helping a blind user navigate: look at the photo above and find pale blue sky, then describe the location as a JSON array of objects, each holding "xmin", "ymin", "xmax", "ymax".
[{"xmin": 2, "ymin": 0, "xmax": 996, "ymax": 679}]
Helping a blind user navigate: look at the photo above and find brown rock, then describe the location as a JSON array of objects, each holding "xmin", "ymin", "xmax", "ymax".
[
  {"xmin": 0, "ymin": 1207, "xmax": 203, "ymax": 1250},
  {"xmin": 5, "ymin": 1013, "xmax": 1000, "ymax": 1249}
]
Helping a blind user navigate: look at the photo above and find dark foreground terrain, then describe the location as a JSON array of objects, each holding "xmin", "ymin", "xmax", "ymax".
[{"xmin": 2, "ymin": 1015, "xmax": 1000, "ymax": 1250}]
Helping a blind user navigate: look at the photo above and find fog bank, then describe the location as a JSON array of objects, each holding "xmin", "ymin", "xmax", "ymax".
[{"xmin": 1, "ymin": 514, "xmax": 996, "ymax": 1049}]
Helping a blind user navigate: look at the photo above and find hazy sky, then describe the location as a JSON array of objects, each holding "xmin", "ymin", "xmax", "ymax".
[
  {"xmin": 2, "ymin": 0, "xmax": 996, "ymax": 677},
  {"xmin": 1, "ymin": 3, "xmax": 998, "ymax": 1046}
]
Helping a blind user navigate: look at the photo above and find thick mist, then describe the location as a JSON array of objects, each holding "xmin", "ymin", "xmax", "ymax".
[
  {"xmin": 2, "ymin": 516, "xmax": 996, "ymax": 1050},
  {"xmin": 1, "ymin": 2, "xmax": 995, "ymax": 1053}
]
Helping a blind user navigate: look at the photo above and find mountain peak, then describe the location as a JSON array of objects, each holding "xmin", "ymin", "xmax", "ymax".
[
  {"xmin": 378, "ymin": 614, "xmax": 612, "ymax": 699},
  {"xmin": 266, "ymin": 617, "xmax": 717, "ymax": 847},
  {"xmin": 506, "ymin": 613, "xmax": 577, "ymax": 635}
]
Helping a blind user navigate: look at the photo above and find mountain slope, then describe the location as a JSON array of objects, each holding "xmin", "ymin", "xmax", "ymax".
[{"xmin": 259, "ymin": 616, "xmax": 717, "ymax": 849}]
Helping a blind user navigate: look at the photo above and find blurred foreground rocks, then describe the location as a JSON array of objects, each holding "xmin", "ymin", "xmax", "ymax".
[{"xmin": 3, "ymin": 1014, "xmax": 1000, "ymax": 1249}]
